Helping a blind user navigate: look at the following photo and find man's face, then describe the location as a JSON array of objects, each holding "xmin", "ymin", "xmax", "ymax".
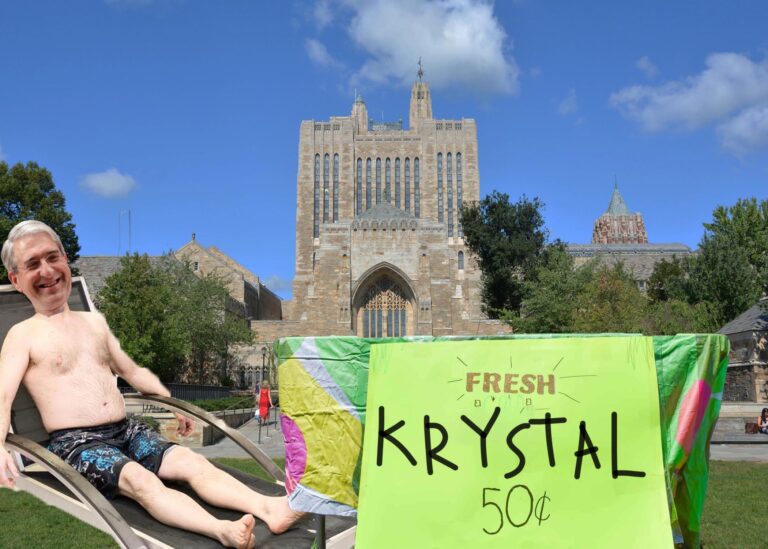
[{"xmin": 8, "ymin": 232, "xmax": 71, "ymax": 315}]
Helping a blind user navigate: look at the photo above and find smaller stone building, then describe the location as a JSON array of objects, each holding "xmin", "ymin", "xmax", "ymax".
[
  {"xmin": 175, "ymin": 235, "xmax": 282, "ymax": 321},
  {"xmin": 568, "ymin": 183, "xmax": 693, "ymax": 290},
  {"xmin": 720, "ymin": 298, "xmax": 768, "ymax": 403}
]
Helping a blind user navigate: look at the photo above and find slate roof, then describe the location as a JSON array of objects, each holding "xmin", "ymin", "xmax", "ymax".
[
  {"xmin": 606, "ymin": 183, "xmax": 630, "ymax": 215},
  {"xmin": 73, "ymin": 255, "xmax": 169, "ymax": 301},
  {"xmin": 719, "ymin": 298, "xmax": 768, "ymax": 335},
  {"xmin": 567, "ymin": 243, "xmax": 692, "ymax": 255}
]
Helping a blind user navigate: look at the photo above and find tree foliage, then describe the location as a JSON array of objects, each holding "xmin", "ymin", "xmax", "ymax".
[
  {"xmin": 704, "ymin": 197, "xmax": 768, "ymax": 295},
  {"xmin": 99, "ymin": 254, "xmax": 254, "ymax": 383},
  {"xmin": 0, "ymin": 161, "xmax": 80, "ymax": 282},
  {"xmin": 460, "ymin": 192, "xmax": 547, "ymax": 317},
  {"xmin": 647, "ymin": 197, "xmax": 767, "ymax": 327},
  {"xmin": 506, "ymin": 243, "xmax": 593, "ymax": 333}
]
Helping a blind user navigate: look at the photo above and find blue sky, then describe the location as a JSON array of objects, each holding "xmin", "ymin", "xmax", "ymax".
[{"xmin": 1, "ymin": 1, "xmax": 766, "ymax": 298}]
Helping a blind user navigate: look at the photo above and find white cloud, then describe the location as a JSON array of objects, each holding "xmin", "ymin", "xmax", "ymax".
[
  {"xmin": 635, "ymin": 56, "xmax": 658, "ymax": 79},
  {"xmin": 305, "ymin": 38, "xmax": 343, "ymax": 68},
  {"xmin": 313, "ymin": 0, "xmax": 335, "ymax": 29},
  {"xmin": 717, "ymin": 104, "xmax": 768, "ymax": 155},
  {"xmin": 610, "ymin": 53, "xmax": 768, "ymax": 132},
  {"xmin": 80, "ymin": 168, "xmax": 137, "ymax": 198},
  {"xmin": 558, "ymin": 88, "xmax": 578, "ymax": 116},
  {"xmin": 328, "ymin": 0, "xmax": 517, "ymax": 94},
  {"xmin": 263, "ymin": 275, "xmax": 293, "ymax": 296}
]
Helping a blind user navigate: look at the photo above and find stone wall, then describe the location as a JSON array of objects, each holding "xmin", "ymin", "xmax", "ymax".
[{"xmin": 724, "ymin": 364, "xmax": 758, "ymax": 402}]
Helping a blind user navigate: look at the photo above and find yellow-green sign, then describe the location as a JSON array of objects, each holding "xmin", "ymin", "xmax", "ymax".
[{"xmin": 357, "ymin": 337, "xmax": 672, "ymax": 548}]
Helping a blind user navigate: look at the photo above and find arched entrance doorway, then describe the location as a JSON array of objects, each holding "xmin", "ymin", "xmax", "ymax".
[{"xmin": 353, "ymin": 265, "xmax": 415, "ymax": 337}]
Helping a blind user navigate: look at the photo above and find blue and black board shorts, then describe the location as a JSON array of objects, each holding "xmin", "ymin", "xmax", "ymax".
[{"xmin": 47, "ymin": 418, "xmax": 177, "ymax": 498}]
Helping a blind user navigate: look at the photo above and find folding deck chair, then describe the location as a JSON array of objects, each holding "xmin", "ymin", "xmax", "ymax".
[{"xmin": 1, "ymin": 278, "xmax": 355, "ymax": 549}]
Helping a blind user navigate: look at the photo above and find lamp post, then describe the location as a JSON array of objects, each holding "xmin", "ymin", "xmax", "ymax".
[{"xmin": 261, "ymin": 346, "xmax": 267, "ymax": 383}]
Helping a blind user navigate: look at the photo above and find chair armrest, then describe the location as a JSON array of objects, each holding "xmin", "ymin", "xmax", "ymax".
[
  {"xmin": 5, "ymin": 433, "xmax": 147, "ymax": 549},
  {"xmin": 122, "ymin": 394, "xmax": 286, "ymax": 483}
]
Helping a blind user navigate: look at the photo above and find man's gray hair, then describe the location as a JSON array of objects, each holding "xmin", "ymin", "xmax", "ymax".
[{"xmin": 2, "ymin": 220, "xmax": 66, "ymax": 274}]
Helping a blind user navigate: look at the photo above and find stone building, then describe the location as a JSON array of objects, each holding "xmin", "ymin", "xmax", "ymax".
[
  {"xmin": 175, "ymin": 235, "xmax": 282, "ymax": 321},
  {"xmin": 720, "ymin": 298, "xmax": 768, "ymax": 403},
  {"xmin": 256, "ymin": 71, "xmax": 504, "ymax": 341},
  {"xmin": 567, "ymin": 183, "xmax": 692, "ymax": 291}
]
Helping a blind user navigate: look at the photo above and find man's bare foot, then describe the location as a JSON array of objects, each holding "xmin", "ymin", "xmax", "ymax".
[
  {"xmin": 264, "ymin": 496, "xmax": 305, "ymax": 534},
  {"xmin": 218, "ymin": 514, "xmax": 256, "ymax": 549}
]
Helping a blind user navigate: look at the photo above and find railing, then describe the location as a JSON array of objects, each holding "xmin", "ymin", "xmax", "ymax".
[{"xmin": 118, "ymin": 382, "xmax": 232, "ymax": 401}]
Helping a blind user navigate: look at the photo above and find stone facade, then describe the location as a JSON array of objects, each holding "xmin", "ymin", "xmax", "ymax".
[
  {"xmin": 281, "ymin": 77, "xmax": 506, "ymax": 338},
  {"xmin": 568, "ymin": 184, "xmax": 692, "ymax": 290},
  {"xmin": 720, "ymin": 299, "xmax": 768, "ymax": 403},
  {"xmin": 175, "ymin": 236, "xmax": 282, "ymax": 321}
]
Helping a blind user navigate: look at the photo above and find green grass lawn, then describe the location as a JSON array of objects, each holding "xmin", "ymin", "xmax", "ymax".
[{"xmin": 0, "ymin": 460, "xmax": 762, "ymax": 548}]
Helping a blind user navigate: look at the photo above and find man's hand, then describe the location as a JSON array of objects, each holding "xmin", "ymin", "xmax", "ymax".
[
  {"xmin": 175, "ymin": 414, "xmax": 195, "ymax": 437},
  {"xmin": 0, "ymin": 446, "xmax": 20, "ymax": 490}
]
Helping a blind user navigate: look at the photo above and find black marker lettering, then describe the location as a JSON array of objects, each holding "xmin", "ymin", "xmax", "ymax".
[
  {"xmin": 529, "ymin": 413, "xmax": 567, "ymax": 467},
  {"xmin": 612, "ymin": 411, "xmax": 645, "ymax": 479},
  {"xmin": 377, "ymin": 406, "xmax": 417, "ymax": 467},
  {"xmin": 461, "ymin": 406, "xmax": 501, "ymax": 468},
  {"xmin": 504, "ymin": 422, "xmax": 531, "ymax": 479},
  {"xmin": 424, "ymin": 415, "xmax": 458, "ymax": 474},
  {"xmin": 573, "ymin": 420, "xmax": 601, "ymax": 479}
]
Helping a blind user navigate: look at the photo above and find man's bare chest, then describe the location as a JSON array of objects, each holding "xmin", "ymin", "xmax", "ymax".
[{"xmin": 27, "ymin": 321, "xmax": 110, "ymax": 376}]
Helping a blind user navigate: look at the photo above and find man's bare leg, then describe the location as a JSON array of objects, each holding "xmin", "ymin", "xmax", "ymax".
[
  {"xmin": 158, "ymin": 446, "xmax": 304, "ymax": 534},
  {"xmin": 118, "ymin": 462, "xmax": 256, "ymax": 548}
]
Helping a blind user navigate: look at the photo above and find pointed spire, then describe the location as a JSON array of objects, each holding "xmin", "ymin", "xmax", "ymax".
[
  {"xmin": 417, "ymin": 57, "xmax": 424, "ymax": 82},
  {"xmin": 606, "ymin": 179, "xmax": 630, "ymax": 215}
]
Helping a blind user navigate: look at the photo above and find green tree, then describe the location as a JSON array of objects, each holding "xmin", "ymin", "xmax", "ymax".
[
  {"xmin": 685, "ymin": 233, "xmax": 762, "ymax": 326},
  {"xmin": 508, "ymin": 243, "xmax": 594, "ymax": 333},
  {"xmin": 572, "ymin": 263, "xmax": 647, "ymax": 333},
  {"xmin": 642, "ymin": 299, "xmax": 719, "ymax": 335},
  {"xmin": 647, "ymin": 257, "xmax": 688, "ymax": 303},
  {"xmin": 164, "ymin": 260, "xmax": 254, "ymax": 384},
  {"xmin": 99, "ymin": 255, "xmax": 254, "ymax": 384},
  {"xmin": 704, "ymin": 197, "xmax": 768, "ymax": 295},
  {"xmin": 460, "ymin": 192, "xmax": 548, "ymax": 317},
  {"xmin": 98, "ymin": 255, "xmax": 187, "ymax": 382},
  {"xmin": 0, "ymin": 161, "xmax": 80, "ymax": 282}
]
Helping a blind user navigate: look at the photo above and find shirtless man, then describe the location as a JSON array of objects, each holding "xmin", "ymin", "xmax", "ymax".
[{"xmin": 0, "ymin": 220, "xmax": 300, "ymax": 548}]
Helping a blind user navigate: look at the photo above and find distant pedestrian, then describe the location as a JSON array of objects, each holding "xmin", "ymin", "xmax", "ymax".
[
  {"xmin": 259, "ymin": 383, "xmax": 273, "ymax": 425},
  {"xmin": 758, "ymin": 408, "xmax": 768, "ymax": 434}
]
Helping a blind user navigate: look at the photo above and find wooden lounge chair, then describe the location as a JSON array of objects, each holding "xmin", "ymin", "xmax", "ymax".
[{"xmin": 1, "ymin": 277, "xmax": 355, "ymax": 549}]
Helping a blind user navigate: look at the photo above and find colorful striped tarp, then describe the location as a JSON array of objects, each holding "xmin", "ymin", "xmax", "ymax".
[{"xmin": 277, "ymin": 334, "xmax": 728, "ymax": 546}]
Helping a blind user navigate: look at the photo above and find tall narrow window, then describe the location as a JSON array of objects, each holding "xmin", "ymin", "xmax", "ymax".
[
  {"xmin": 447, "ymin": 152, "xmax": 453, "ymax": 237},
  {"xmin": 356, "ymin": 158, "xmax": 363, "ymax": 215},
  {"xmin": 313, "ymin": 154, "xmax": 320, "ymax": 238},
  {"xmin": 437, "ymin": 153, "xmax": 444, "ymax": 223},
  {"xmin": 414, "ymin": 157, "xmax": 420, "ymax": 218},
  {"xmin": 395, "ymin": 158, "xmax": 401, "ymax": 208},
  {"xmin": 323, "ymin": 154, "xmax": 330, "ymax": 223},
  {"xmin": 456, "ymin": 153, "xmax": 463, "ymax": 237},
  {"xmin": 385, "ymin": 158, "xmax": 391, "ymax": 203},
  {"xmin": 333, "ymin": 154, "xmax": 339, "ymax": 222},
  {"xmin": 360, "ymin": 278, "xmax": 409, "ymax": 337},
  {"xmin": 458, "ymin": 250, "xmax": 465, "ymax": 270},
  {"xmin": 404, "ymin": 158, "xmax": 411, "ymax": 213},
  {"xmin": 366, "ymin": 158, "xmax": 372, "ymax": 210},
  {"xmin": 375, "ymin": 158, "xmax": 382, "ymax": 204}
]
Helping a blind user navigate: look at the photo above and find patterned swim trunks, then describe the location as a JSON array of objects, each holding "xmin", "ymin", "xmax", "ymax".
[{"xmin": 47, "ymin": 418, "xmax": 177, "ymax": 498}]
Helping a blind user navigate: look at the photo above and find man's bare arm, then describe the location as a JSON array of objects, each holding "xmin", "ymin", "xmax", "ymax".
[
  {"xmin": 101, "ymin": 316, "xmax": 194, "ymax": 436},
  {"xmin": 0, "ymin": 325, "xmax": 30, "ymax": 488}
]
